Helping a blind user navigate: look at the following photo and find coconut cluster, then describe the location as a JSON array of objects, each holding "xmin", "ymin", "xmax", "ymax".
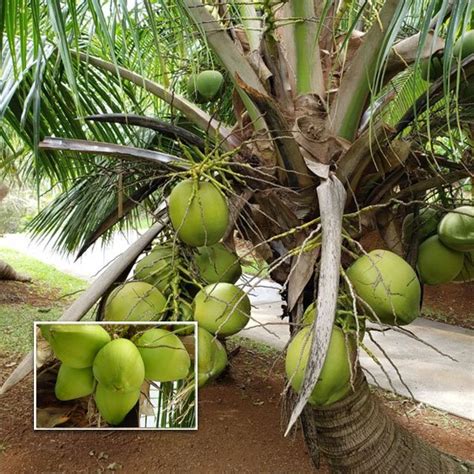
[
  {"xmin": 44, "ymin": 324, "xmax": 191, "ymax": 426},
  {"xmin": 403, "ymin": 206, "xmax": 474, "ymax": 285},
  {"xmin": 103, "ymin": 178, "xmax": 250, "ymax": 387},
  {"xmin": 285, "ymin": 245, "xmax": 426, "ymax": 406}
]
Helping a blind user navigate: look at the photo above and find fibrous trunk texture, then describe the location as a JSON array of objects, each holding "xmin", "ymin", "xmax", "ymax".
[
  {"xmin": 0, "ymin": 259, "xmax": 31, "ymax": 282},
  {"xmin": 301, "ymin": 369, "xmax": 472, "ymax": 473}
]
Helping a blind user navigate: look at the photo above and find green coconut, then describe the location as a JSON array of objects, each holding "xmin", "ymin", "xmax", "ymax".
[
  {"xmin": 197, "ymin": 327, "xmax": 215, "ymax": 387},
  {"xmin": 402, "ymin": 208, "xmax": 440, "ymax": 245},
  {"xmin": 209, "ymin": 338, "xmax": 228, "ymax": 380},
  {"xmin": 453, "ymin": 251, "xmax": 474, "ymax": 282},
  {"xmin": 437, "ymin": 206, "xmax": 474, "ymax": 252},
  {"xmin": 95, "ymin": 383, "xmax": 141, "ymax": 426},
  {"xmin": 93, "ymin": 338, "xmax": 145, "ymax": 391},
  {"xmin": 195, "ymin": 70, "xmax": 224, "ymax": 100},
  {"xmin": 168, "ymin": 179, "xmax": 229, "ymax": 247},
  {"xmin": 193, "ymin": 283, "xmax": 250, "ymax": 337},
  {"xmin": 39, "ymin": 324, "xmax": 52, "ymax": 342},
  {"xmin": 49, "ymin": 324, "xmax": 111, "ymax": 369},
  {"xmin": 453, "ymin": 30, "xmax": 474, "ymax": 60},
  {"xmin": 285, "ymin": 326, "xmax": 355, "ymax": 406},
  {"xmin": 417, "ymin": 235, "xmax": 465, "ymax": 285},
  {"xmin": 134, "ymin": 245, "xmax": 176, "ymax": 294},
  {"xmin": 302, "ymin": 302, "xmax": 366, "ymax": 340},
  {"xmin": 187, "ymin": 74, "xmax": 207, "ymax": 103},
  {"xmin": 55, "ymin": 364, "xmax": 95, "ymax": 401},
  {"xmin": 420, "ymin": 54, "xmax": 444, "ymax": 82},
  {"xmin": 346, "ymin": 250, "xmax": 421, "ymax": 325},
  {"xmin": 196, "ymin": 327, "xmax": 227, "ymax": 387},
  {"xmin": 104, "ymin": 281, "xmax": 166, "ymax": 321},
  {"xmin": 135, "ymin": 328, "xmax": 191, "ymax": 382},
  {"xmin": 194, "ymin": 243, "xmax": 242, "ymax": 284}
]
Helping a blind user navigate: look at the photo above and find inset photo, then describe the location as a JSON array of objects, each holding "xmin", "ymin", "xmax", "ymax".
[{"xmin": 34, "ymin": 321, "xmax": 197, "ymax": 430}]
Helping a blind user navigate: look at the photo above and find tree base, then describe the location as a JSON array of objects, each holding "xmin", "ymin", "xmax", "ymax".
[{"xmin": 301, "ymin": 370, "xmax": 472, "ymax": 473}]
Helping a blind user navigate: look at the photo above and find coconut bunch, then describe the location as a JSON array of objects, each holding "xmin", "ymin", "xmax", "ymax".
[
  {"xmin": 103, "ymin": 177, "xmax": 251, "ymax": 387},
  {"xmin": 42, "ymin": 324, "xmax": 192, "ymax": 426},
  {"xmin": 285, "ymin": 246, "xmax": 426, "ymax": 406},
  {"xmin": 403, "ymin": 205, "xmax": 474, "ymax": 285}
]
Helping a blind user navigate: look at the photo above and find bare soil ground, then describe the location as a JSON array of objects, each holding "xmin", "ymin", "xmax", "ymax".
[{"xmin": 1, "ymin": 346, "xmax": 473, "ymax": 473}]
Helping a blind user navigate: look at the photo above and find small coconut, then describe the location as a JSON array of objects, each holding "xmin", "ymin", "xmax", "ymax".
[
  {"xmin": 135, "ymin": 328, "xmax": 191, "ymax": 382},
  {"xmin": 346, "ymin": 250, "xmax": 421, "ymax": 325},
  {"xmin": 39, "ymin": 324, "xmax": 52, "ymax": 342},
  {"xmin": 168, "ymin": 179, "xmax": 229, "ymax": 247},
  {"xmin": 93, "ymin": 338, "xmax": 145, "ymax": 391},
  {"xmin": 49, "ymin": 324, "xmax": 111, "ymax": 369},
  {"xmin": 285, "ymin": 326, "xmax": 355, "ymax": 406},
  {"xmin": 104, "ymin": 281, "xmax": 166, "ymax": 321},
  {"xmin": 193, "ymin": 283, "xmax": 250, "ymax": 337},
  {"xmin": 95, "ymin": 383, "xmax": 140, "ymax": 426},
  {"xmin": 196, "ymin": 70, "xmax": 224, "ymax": 99},
  {"xmin": 55, "ymin": 364, "xmax": 95, "ymax": 401},
  {"xmin": 194, "ymin": 243, "xmax": 242, "ymax": 284},
  {"xmin": 134, "ymin": 244, "xmax": 176, "ymax": 294},
  {"xmin": 417, "ymin": 235, "xmax": 465, "ymax": 285},
  {"xmin": 437, "ymin": 206, "xmax": 474, "ymax": 252},
  {"xmin": 453, "ymin": 30, "xmax": 474, "ymax": 60}
]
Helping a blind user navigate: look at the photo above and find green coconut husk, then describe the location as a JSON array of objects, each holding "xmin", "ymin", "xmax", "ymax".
[
  {"xmin": 93, "ymin": 338, "xmax": 145, "ymax": 391},
  {"xmin": 346, "ymin": 250, "xmax": 421, "ymax": 326},
  {"xmin": 417, "ymin": 235, "xmax": 465, "ymax": 285},
  {"xmin": 55, "ymin": 364, "xmax": 95, "ymax": 401},
  {"xmin": 285, "ymin": 326, "xmax": 355, "ymax": 406},
  {"xmin": 49, "ymin": 324, "xmax": 111, "ymax": 368},
  {"xmin": 193, "ymin": 282, "xmax": 250, "ymax": 337},
  {"xmin": 94, "ymin": 383, "xmax": 141, "ymax": 426},
  {"xmin": 104, "ymin": 281, "xmax": 167, "ymax": 321},
  {"xmin": 134, "ymin": 328, "xmax": 191, "ymax": 382},
  {"xmin": 168, "ymin": 179, "xmax": 229, "ymax": 247}
]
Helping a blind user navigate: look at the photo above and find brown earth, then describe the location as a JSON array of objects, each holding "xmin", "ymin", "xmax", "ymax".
[
  {"xmin": 1, "ymin": 346, "xmax": 473, "ymax": 473},
  {"xmin": 0, "ymin": 280, "xmax": 60, "ymax": 307}
]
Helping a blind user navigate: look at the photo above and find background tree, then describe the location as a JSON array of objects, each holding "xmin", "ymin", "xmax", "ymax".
[{"xmin": 1, "ymin": 0, "xmax": 473, "ymax": 471}]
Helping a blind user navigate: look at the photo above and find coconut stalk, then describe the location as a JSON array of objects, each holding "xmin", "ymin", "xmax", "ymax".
[{"xmin": 0, "ymin": 216, "xmax": 168, "ymax": 395}]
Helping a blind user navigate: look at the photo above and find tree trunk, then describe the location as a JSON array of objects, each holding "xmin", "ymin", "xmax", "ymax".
[
  {"xmin": 0, "ymin": 259, "xmax": 31, "ymax": 282},
  {"xmin": 301, "ymin": 369, "xmax": 472, "ymax": 473}
]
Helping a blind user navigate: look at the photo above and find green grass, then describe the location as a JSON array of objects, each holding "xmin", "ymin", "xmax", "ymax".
[
  {"xmin": 0, "ymin": 247, "xmax": 86, "ymax": 297},
  {"xmin": 0, "ymin": 247, "xmax": 88, "ymax": 354}
]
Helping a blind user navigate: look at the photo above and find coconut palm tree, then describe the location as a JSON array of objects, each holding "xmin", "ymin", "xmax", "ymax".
[{"xmin": 1, "ymin": 0, "xmax": 473, "ymax": 470}]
